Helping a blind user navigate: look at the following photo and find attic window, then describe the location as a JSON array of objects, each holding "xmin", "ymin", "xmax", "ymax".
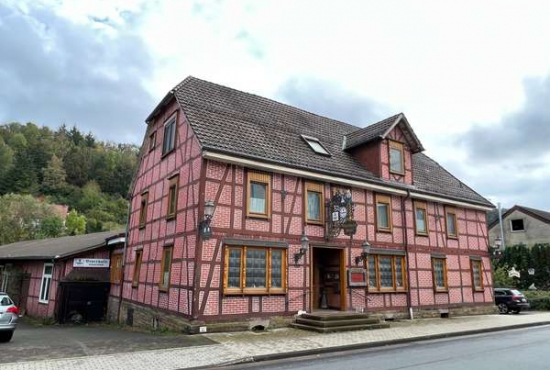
[
  {"xmin": 510, "ymin": 219, "xmax": 525, "ymax": 232},
  {"xmin": 301, "ymin": 135, "xmax": 330, "ymax": 156}
]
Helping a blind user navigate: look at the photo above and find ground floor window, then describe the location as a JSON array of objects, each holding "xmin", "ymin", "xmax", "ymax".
[
  {"xmin": 368, "ymin": 255, "xmax": 406, "ymax": 292},
  {"xmin": 471, "ymin": 258, "xmax": 484, "ymax": 291},
  {"xmin": 223, "ymin": 246, "xmax": 287, "ymax": 295},
  {"xmin": 39, "ymin": 263, "xmax": 54, "ymax": 304},
  {"xmin": 432, "ymin": 257, "xmax": 448, "ymax": 291}
]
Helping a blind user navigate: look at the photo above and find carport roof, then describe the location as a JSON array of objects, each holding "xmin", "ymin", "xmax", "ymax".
[{"xmin": 0, "ymin": 230, "xmax": 125, "ymax": 260}]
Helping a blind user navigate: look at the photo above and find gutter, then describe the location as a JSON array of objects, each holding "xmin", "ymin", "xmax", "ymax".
[
  {"xmin": 117, "ymin": 197, "xmax": 133, "ymax": 323},
  {"xmin": 401, "ymin": 189, "xmax": 414, "ymax": 320}
]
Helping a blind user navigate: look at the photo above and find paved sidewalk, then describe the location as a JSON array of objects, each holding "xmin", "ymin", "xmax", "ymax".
[{"xmin": 2, "ymin": 312, "xmax": 550, "ymax": 370}]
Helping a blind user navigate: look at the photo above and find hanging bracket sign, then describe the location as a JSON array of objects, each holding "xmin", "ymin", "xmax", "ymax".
[{"xmin": 326, "ymin": 189, "xmax": 356, "ymax": 239}]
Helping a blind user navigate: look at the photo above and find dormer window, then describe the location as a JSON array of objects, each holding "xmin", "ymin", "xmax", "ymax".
[
  {"xmin": 301, "ymin": 135, "xmax": 330, "ymax": 156},
  {"xmin": 389, "ymin": 141, "xmax": 404, "ymax": 175}
]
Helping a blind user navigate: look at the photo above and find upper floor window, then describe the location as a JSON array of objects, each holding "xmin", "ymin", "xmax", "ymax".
[
  {"xmin": 223, "ymin": 245, "xmax": 286, "ymax": 295},
  {"xmin": 432, "ymin": 257, "xmax": 448, "ymax": 291},
  {"xmin": 159, "ymin": 245, "xmax": 173, "ymax": 292},
  {"xmin": 376, "ymin": 194, "xmax": 392, "ymax": 232},
  {"xmin": 471, "ymin": 258, "xmax": 483, "ymax": 291},
  {"xmin": 414, "ymin": 201, "xmax": 428, "ymax": 235},
  {"xmin": 39, "ymin": 263, "xmax": 54, "ymax": 304},
  {"xmin": 445, "ymin": 208, "xmax": 458, "ymax": 238},
  {"xmin": 247, "ymin": 171, "xmax": 271, "ymax": 218},
  {"xmin": 149, "ymin": 131, "xmax": 156, "ymax": 152},
  {"xmin": 305, "ymin": 182, "xmax": 324, "ymax": 224},
  {"xmin": 166, "ymin": 175, "xmax": 179, "ymax": 219},
  {"xmin": 132, "ymin": 250, "xmax": 143, "ymax": 288},
  {"xmin": 510, "ymin": 219, "xmax": 525, "ymax": 232},
  {"xmin": 162, "ymin": 117, "xmax": 177, "ymax": 156},
  {"xmin": 368, "ymin": 254, "xmax": 406, "ymax": 292},
  {"xmin": 139, "ymin": 192, "xmax": 148, "ymax": 228},
  {"xmin": 301, "ymin": 135, "xmax": 331, "ymax": 156},
  {"xmin": 389, "ymin": 141, "xmax": 405, "ymax": 175}
]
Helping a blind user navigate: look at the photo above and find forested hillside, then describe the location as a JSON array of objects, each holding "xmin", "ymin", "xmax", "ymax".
[{"xmin": 0, "ymin": 122, "xmax": 140, "ymax": 245}]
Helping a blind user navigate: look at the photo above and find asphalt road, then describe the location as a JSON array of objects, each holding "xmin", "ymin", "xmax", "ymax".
[{"xmin": 222, "ymin": 325, "xmax": 550, "ymax": 370}]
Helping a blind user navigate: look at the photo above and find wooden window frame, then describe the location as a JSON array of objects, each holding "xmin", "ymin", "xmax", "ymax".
[
  {"xmin": 159, "ymin": 245, "xmax": 173, "ymax": 292},
  {"xmin": 223, "ymin": 246, "xmax": 287, "ymax": 295},
  {"xmin": 149, "ymin": 130, "xmax": 156, "ymax": 152},
  {"xmin": 367, "ymin": 255, "xmax": 407, "ymax": 293},
  {"xmin": 110, "ymin": 254, "xmax": 123, "ymax": 283},
  {"xmin": 388, "ymin": 140, "xmax": 405, "ymax": 175},
  {"xmin": 246, "ymin": 171, "xmax": 271, "ymax": 219},
  {"xmin": 166, "ymin": 175, "xmax": 179, "ymax": 220},
  {"xmin": 375, "ymin": 194, "xmax": 393, "ymax": 233},
  {"xmin": 470, "ymin": 259, "xmax": 484, "ymax": 292},
  {"xmin": 161, "ymin": 113, "xmax": 177, "ymax": 157},
  {"xmin": 431, "ymin": 257, "xmax": 448, "ymax": 292},
  {"xmin": 414, "ymin": 201, "xmax": 429, "ymax": 236},
  {"xmin": 445, "ymin": 207, "xmax": 458, "ymax": 239},
  {"xmin": 138, "ymin": 192, "xmax": 148, "ymax": 229},
  {"xmin": 38, "ymin": 263, "xmax": 54, "ymax": 304},
  {"xmin": 305, "ymin": 182, "xmax": 324, "ymax": 225},
  {"xmin": 132, "ymin": 250, "xmax": 143, "ymax": 288}
]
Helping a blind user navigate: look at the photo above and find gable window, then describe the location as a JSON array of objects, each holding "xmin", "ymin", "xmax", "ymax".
[
  {"xmin": 149, "ymin": 131, "xmax": 156, "ymax": 152},
  {"xmin": 139, "ymin": 192, "xmax": 148, "ymax": 228},
  {"xmin": 471, "ymin": 258, "xmax": 483, "ymax": 291},
  {"xmin": 132, "ymin": 250, "xmax": 143, "ymax": 288},
  {"xmin": 510, "ymin": 219, "xmax": 525, "ymax": 232},
  {"xmin": 432, "ymin": 257, "xmax": 448, "ymax": 291},
  {"xmin": 167, "ymin": 175, "xmax": 179, "ymax": 219},
  {"xmin": 223, "ymin": 246, "xmax": 287, "ymax": 295},
  {"xmin": 414, "ymin": 201, "xmax": 428, "ymax": 235},
  {"xmin": 389, "ymin": 141, "xmax": 405, "ymax": 175},
  {"xmin": 305, "ymin": 182, "xmax": 324, "ymax": 224},
  {"xmin": 39, "ymin": 263, "xmax": 54, "ymax": 304},
  {"xmin": 376, "ymin": 194, "xmax": 392, "ymax": 232},
  {"xmin": 368, "ymin": 254, "xmax": 406, "ymax": 292},
  {"xmin": 159, "ymin": 246, "xmax": 173, "ymax": 292},
  {"xmin": 110, "ymin": 254, "xmax": 123, "ymax": 283},
  {"xmin": 247, "ymin": 171, "xmax": 271, "ymax": 218},
  {"xmin": 162, "ymin": 116, "xmax": 177, "ymax": 156},
  {"xmin": 301, "ymin": 135, "xmax": 331, "ymax": 156},
  {"xmin": 445, "ymin": 208, "xmax": 458, "ymax": 238}
]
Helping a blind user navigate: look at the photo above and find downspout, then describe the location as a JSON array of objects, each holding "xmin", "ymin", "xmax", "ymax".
[
  {"xmin": 117, "ymin": 197, "xmax": 133, "ymax": 323},
  {"xmin": 401, "ymin": 189, "xmax": 414, "ymax": 320}
]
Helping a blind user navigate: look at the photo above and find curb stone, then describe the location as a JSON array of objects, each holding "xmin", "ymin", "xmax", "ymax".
[{"xmin": 185, "ymin": 321, "xmax": 550, "ymax": 370}]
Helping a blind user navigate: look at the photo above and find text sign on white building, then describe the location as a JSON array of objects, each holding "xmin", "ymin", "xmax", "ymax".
[{"xmin": 73, "ymin": 258, "xmax": 110, "ymax": 268}]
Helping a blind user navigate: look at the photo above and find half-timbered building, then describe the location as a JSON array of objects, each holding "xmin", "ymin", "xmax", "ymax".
[{"xmin": 110, "ymin": 76, "xmax": 495, "ymax": 333}]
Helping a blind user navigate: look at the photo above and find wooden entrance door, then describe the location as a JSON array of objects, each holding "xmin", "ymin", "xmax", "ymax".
[{"xmin": 311, "ymin": 247, "xmax": 346, "ymax": 311}]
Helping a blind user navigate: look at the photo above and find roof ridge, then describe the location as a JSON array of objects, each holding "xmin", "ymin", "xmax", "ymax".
[{"xmin": 176, "ymin": 76, "xmax": 362, "ymax": 131}]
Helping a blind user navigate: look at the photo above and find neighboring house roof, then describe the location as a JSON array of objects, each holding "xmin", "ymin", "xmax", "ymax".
[
  {"xmin": 0, "ymin": 230, "xmax": 125, "ymax": 261},
  {"xmin": 489, "ymin": 205, "xmax": 550, "ymax": 229},
  {"xmin": 148, "ymin": 76, "xmax": 492, "ymax": 208}
]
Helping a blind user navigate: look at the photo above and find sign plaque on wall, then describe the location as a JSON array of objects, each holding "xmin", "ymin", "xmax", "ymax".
[
  {"xmin": 73, "ymin": 258, "xmax": 110, "ymax": 268},
  {"xmin": 347, "ymin": 268, "xmax": 367, "ymax": 287}
]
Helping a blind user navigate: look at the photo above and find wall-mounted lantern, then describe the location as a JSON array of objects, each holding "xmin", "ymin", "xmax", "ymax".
[
  {"xmin": 199, "ymin": 200, "xmax": 215, "ymax": 240},
  {"xmin": 355, "ymin": 240, "xmax": 371, "ymax": 265},
  {"xmin": 491, "ymin": 237, "xmax": 503, "ymax": 259},
  {"xmin": 294, "ymin": 231, "xmax": 309, "ymax": 265}
]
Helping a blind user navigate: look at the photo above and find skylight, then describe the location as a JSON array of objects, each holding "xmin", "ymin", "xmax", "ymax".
[{"xmin": 301, "ymin": 135, "xmax": 331, "ymax": 156}]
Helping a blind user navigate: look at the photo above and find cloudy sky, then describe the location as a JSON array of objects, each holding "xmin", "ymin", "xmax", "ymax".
[{"xmin": 1, "ymin": 0, "xmax": 549, "ymax": 209}]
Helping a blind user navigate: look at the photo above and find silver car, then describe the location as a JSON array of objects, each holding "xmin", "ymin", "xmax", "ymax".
[{"xmin": 0, "ymin": 292, "xmax": 18, "ymax": 342}]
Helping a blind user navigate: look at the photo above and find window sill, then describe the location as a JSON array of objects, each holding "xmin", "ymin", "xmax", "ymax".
[
  {"xmin": 447, "ymin": 235, "xmax": 458, "ymax": 240},
  {"xmin": 223, "ymin": 290, "xmax": 287, "ymax": 296},
  {"xmin": 473, "ymin": 287, "xmax": 484, "ymax": 292},
  {"xmin": 166, "ymin": 214, "xmax": 176, "ymax": 221},
  {"xmin": 368, "ymin": 289, "xmax": 408, "ymax": 294},
  {"xmin": 434, "ymin": 288, "xmax": 449, "ymax": 293},
  {"xmin": 389, "ymin": 170, "xmax": 405, "ymax": 176},
  {"xmin": 159, "ymin": 286, "xmax": 169, "ymax": 293},
  {"xmin": 415, "ymin": 232, "xmax": 429, "ymax": 237},
  {"xmin": 139, "ymin": 224, "xmax": 146, "ymax": 230},
  {"xmin": 376, "ymin": 228, "xmax": 393, "ymax": 234},
  {"xmin": 38, "ymin": 301, "xmax": 49, "ymax": 305},
  {"xmin": 306, "ymin": 219, "xmax": 324, "ymax": 226},
  {"xmin": 132, "ymin": 283, "xmax": 138, "ymax": 289},
  {"xmin": 161, "ymin": 148, "xmax": 175, "ymax": 159},
  {"xmin": 246, "ymin": 214, "xmax": 270, "ymax": 220}
]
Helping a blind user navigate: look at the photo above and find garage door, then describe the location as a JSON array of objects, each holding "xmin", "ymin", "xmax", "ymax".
[{"xmin": 58, "ymin": 282, "xmax": 110, "ymax": 324}]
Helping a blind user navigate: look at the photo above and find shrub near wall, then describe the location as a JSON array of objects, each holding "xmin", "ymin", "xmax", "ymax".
[
  {"xmin": 524, "ymin": 291, "xmax": 550, "ymax": 311},
  {"xmin": 496, "ymin": 244, "xmax": 550, "ymax": 290}
]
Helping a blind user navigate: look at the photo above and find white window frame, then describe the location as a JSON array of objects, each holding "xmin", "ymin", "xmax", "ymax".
[
  {"xmin": 39, "ymin": 263, "xmax": 54, "ymax": 304},
  {"xmin": 510, "ymin": 218, "xmax": 525, "ymax": 232},
  {"xmin": 301, "ymin": 135, "xmax": 331, "ymax": 156}
]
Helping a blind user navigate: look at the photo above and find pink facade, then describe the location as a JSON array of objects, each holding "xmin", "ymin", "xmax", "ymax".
[{"xmin": 121, "ymin": 94, "xmax": 494, "ymax": 325}]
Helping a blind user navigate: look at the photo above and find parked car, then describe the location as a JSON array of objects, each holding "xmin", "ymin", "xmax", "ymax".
[
  {"xmin": 0, "ymin": 292, "xmax": 19, "ymax": 342},
  {"xmin": 494, "ymin": 288, "xmax": 530, "ymax": 314}
]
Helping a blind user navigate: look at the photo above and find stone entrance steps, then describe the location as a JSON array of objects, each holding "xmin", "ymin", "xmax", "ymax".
[{"xmin": 290, "ymin": 312, "xmax": 390, "ymax": 333}]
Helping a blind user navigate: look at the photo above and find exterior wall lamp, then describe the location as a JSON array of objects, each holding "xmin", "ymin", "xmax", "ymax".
[
  {"xmin": 294, "ymin": 231, "xmax": 309, "ymax": 265},
  {"xmin": 491, "ymin": 237, "xmax": 503, "ymax": 259},
  {"xmin": 199, "ymin": 200, "xmax": 215, "ymax": 240},
  {"xmin": 355, "ymin": 240, "xmax": 371, "ymax": 265}
]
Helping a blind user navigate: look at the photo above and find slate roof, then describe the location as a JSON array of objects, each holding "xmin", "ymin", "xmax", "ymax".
[
  {"xmin": 154, "ymin": 76, "xmax": 492, "ymax": 208},
  {"xmin": 0, "ymin": 230, "xmax": 125, "ymax": 260},
  {"xmin": 489, "ymin": 205, "xmax": 550, "ymax": 229}
]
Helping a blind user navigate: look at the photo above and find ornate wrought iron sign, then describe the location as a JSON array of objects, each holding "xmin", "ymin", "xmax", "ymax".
[{"xmin": 326, "ymin": 189, "xmax": 357, "ymax": 239}]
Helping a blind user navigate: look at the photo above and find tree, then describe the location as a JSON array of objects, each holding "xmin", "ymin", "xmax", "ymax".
[
  {"xmin": 66, "ymin": 210, "xmax": 86, "ymax": 235},
  {"xmin": 42, "ymin": 155, "xmax": 67, "ymax": 194}
]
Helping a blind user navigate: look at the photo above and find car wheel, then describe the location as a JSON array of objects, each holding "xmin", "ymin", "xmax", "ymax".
[
  {"xmin": 0, "ymin": 331, "xmax": 14, "ymax": 343},
  {"xmin": 498, "ymin": 303, "xmax": 509, "ymax": 314}
]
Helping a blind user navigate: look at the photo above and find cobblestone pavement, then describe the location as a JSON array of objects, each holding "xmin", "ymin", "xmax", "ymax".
[{"xmin": 2, "ymin": 312, "xmax": 550, "ymax": 370}]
